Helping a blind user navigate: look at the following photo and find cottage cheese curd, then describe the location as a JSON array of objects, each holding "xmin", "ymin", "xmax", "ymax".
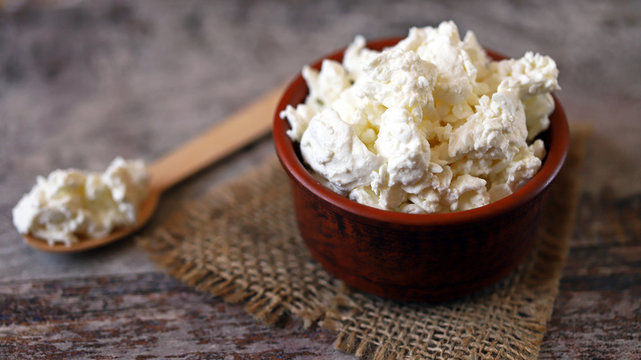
[
  {"xmin": 281, "ymin": 21, "xmax": 560, "ymax": 213},
  {"xmin": 12, "ymin": 157, "xmax": 150, "ymax": 246}
]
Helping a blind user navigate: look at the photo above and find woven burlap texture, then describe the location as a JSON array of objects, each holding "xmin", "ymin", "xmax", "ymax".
[{"xmin": 139, "ymin": 133, "xmax": 583, "ymax": 360}]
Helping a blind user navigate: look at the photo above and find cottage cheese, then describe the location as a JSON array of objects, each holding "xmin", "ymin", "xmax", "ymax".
[
  {"xmin": 12, "ymin": 157, "xmax": 150, "ymax": 246},
  {"xmin": 280, "ymin": 21, "xmax": 560, "ymax": 213}
]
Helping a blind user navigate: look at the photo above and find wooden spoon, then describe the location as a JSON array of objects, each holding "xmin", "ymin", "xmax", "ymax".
[{"xmin": 23, "ymin": 84, "xmax": 286, "ymax": 253}]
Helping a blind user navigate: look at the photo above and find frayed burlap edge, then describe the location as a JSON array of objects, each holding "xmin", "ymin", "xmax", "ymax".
[
  {"xmin": 138, "ymin": 130, "xmax": 585, "ymax": 360},
  {"xmin": 139, "ymin": 159, "xmax": 343, "ymax": 327}
]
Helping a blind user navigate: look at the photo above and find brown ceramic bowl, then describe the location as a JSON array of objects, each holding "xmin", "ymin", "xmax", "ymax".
[{"xmin": 273, "ymin": 37, "xmax": 569, "ymax": 301}]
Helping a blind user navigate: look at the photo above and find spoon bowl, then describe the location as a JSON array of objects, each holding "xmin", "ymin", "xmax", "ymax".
[
  {"xmin": 22, "ymin": 190, "xmax": 161, "ymax": 253},
  {"xmin": 22, "ymin": 84, "xmax": 286, "ymax": 253}
]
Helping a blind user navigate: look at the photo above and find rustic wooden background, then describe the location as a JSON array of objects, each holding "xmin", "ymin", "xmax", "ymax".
[{"xmin": 1, "ymin": 0, "xmax": 640, "ymax": 358}]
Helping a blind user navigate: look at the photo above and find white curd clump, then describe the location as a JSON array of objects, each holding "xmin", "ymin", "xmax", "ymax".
[
  {"xmin": 12, "ymin": 157, "xmax": 150, "ymax": 246},
  {"xmin": 280, "ymin": 21, "xmax": 560, "ymax": 214}
]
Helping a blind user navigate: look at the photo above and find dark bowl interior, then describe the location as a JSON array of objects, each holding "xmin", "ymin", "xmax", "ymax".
[{"xmin": 273, "ymin": 37, "xmax": 570, "ymax": 301}]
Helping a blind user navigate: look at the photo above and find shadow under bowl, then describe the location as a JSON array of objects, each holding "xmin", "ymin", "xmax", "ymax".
[{"xmin": 273, "ymin": 38, "xmax": 570, "ymax": 302}]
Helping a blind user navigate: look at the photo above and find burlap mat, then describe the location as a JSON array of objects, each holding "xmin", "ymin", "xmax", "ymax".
[{"xmin": 139, "ymin": 132, "xmax": 585, "ymax": 360}]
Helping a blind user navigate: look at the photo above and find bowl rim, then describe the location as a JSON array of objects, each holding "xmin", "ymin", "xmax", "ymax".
[{"xmin": 273, "ymin": 37, "xmax": 570, "ymax": 227}]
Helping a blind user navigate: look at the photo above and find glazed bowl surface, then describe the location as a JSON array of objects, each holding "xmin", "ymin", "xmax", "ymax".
[{"xmin": 273, "ymin": 37, "xmax": 569, "ymax": 301}]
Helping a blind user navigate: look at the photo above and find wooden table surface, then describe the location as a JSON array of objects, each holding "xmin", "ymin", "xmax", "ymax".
[{"xmin": 1, "ymin": 1, "xmax": 640, "ymax": 358}]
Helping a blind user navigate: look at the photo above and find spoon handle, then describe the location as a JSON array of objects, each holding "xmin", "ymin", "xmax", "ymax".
[{"xmin": 149, "ymin": 83, "xmax": 287, "ymax": 192}]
